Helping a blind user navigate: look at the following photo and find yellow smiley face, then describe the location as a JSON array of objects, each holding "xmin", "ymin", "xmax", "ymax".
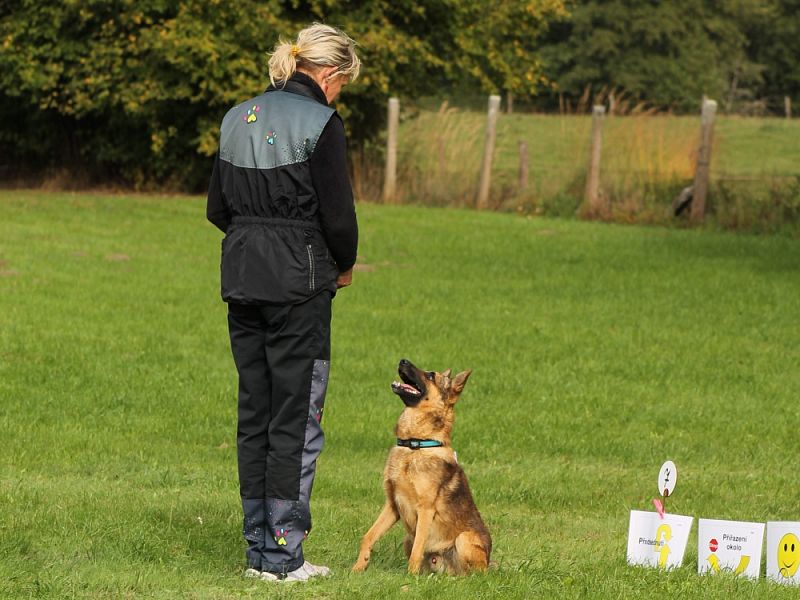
[{"xmin": 778, "ymin": 533, "xmax": 800, "ymax": 578}]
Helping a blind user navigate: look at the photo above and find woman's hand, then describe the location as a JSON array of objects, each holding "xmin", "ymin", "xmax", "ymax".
[{"xmin": 336, "ymin": 268, "xmax": 353, "ymax": 288}]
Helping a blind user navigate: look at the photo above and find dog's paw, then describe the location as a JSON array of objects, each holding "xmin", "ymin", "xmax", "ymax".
[
  {"xmin": 407, "ymin": 562, "xmax": 422, "ymax": 576},
  {"xmin": 351, "ymin": 557, "xmax": 369, "ymax": 573}
]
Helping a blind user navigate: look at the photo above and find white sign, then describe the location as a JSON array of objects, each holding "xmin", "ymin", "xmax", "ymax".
[
  {"xmin": 697, "ymin": 518, "xmax": 764, "ymax": 580},
  {"xmin": 627, "ymin": 510, "xmax": 693, "ymax": 569},
  {"xmin": 766, "ymin": 522, "xmax": 800, "ymax": 585},
  {"xmin": 657, "ymin": 460, "xmax": 677, "ymax": 497}
]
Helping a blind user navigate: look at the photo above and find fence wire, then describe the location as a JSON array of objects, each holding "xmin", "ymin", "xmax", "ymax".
[{"xmin": 355, "ymin": 108, "xmax": 799, "ymax": 232}]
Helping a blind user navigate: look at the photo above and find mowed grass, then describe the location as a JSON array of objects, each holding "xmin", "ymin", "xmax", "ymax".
[{"xmin": 1, "ymin": 190, "xmax": 799, "ymax": 599}]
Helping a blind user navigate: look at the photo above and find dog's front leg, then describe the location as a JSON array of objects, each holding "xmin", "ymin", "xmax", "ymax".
[
  {"xmin": 352, "ymin": 501, "xmax": 399, "ymax": 572},
  {"xmin": 407, "ymin": 508, "xmax": 435, "ymax": 574}
]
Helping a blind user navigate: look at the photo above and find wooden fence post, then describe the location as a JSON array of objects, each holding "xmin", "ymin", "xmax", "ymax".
[
  {"xmin": 690, "ymin": 98, "xmax": 717, "ymax": 224},
  {"xmin": 583, "ymin": 105, "xmax": 606, "ymax": 217},
  {"xmin": 476, "ymin": 94, "xmax": 501, "ymax": 210},
  {"xmin": 382, "ymin": 97, "xmax": 399, "ymax": 204},
  {"xmin": 518, "ymin": 141, "xmax": 528, "ymax": 193},
  {"xmin": 786, "ymin": 96, "xmax": 792, "ymax": 119}
]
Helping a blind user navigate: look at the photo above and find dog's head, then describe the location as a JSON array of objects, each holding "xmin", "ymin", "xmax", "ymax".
[
  {"xmin": 392, "ymin": 359, "xmax": 471, "ymax": 407},
  {"xmin": 392, "ymin": 359, "xmax": 472, "ymax": 444}
]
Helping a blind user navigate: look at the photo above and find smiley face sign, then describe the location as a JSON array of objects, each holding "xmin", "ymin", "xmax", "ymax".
[
  {"xmin": 767, "ymin": 522, "xmax": 800, "ymax": 585},
  {"xmin": 778, "ymin": 533, "xmax": 800, "ymax": 578}
]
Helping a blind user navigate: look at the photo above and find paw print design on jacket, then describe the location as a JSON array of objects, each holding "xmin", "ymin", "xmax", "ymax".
[
  {"xmin": 274, "ymin": 528, "xmax": 288, "ymax": 546},
  {"xmin": 243, "ymin": 105, "xmax": 260, "ymax": 124},
  {"xmin": 265, "ymin": 130, "xmax": 277, "ymax": 145}
]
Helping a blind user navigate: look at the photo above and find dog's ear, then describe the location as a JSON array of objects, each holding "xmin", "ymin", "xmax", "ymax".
[
  {"xmin": 441, "ymin": 369, "xmax": 452, "ymax": 379},
  {"xmin": 451, "ymin": 369, "xmax": 472, "ymax": 395}
]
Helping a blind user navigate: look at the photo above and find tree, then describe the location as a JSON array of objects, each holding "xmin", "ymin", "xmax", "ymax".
[
  {"xmin": 1, "ymin": 0, "xmax": 288, "ymax": 187},
  {"xmin": 536, "ymin": 0, "xmax": 772, "ymax": 113},
  {"xmin": 741, "ymin": 0, "xmax": 800, "ymax": 111},
  {"xmin": 450, "ymin": 0, "xmax": 568, "ymax": 104},
  {"xmin": 0, "ymin": 0, "xmax": 566, "ymax": 190}
]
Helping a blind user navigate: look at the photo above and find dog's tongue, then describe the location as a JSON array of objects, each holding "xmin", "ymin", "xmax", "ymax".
[{"xmin": 395, "ymin": 382, "xmax": 418, "ymax": 394}]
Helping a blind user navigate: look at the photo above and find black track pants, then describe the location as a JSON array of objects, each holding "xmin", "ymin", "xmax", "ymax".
[{"xmin": 227, "ymin": 292, "xmax": 331, "ymax": 574}]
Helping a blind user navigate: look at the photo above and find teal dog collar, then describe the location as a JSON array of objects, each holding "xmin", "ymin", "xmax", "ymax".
[{"xmin": 396, "ymin": 438, "xmax": 443, "ymax": 450}]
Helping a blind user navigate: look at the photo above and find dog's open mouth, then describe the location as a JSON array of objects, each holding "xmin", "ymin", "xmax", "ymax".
[
  {"xmin": 391, "ymin": 359, "xmax": 426, "ymax": 406},
  {"xmin": 391, "ymin": 377, "xmax": 421, "ymax": 397}
]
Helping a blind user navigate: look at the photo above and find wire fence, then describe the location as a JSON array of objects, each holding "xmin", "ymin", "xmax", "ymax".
[{"xmin": 353, "ymin": 99, "xmax": 800, "ymax": 234}]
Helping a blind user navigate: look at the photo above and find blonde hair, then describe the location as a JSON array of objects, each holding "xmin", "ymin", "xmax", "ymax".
[{"xmin": 268, "ymin": 23, "xmax": 361, "ymax": 87}]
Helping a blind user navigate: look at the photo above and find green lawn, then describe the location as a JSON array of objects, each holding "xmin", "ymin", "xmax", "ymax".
[{"xmin": 1, "ymin": 191, "xmax": 799, "ymax": 598}]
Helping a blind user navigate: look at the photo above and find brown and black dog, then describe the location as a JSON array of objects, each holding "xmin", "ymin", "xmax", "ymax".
[{"xmin": 352, "ymin": 359, "xmax": 492, "ymax": 575}]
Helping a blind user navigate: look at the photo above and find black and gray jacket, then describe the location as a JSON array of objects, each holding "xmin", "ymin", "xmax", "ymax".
[{"xmin": 206, "ymin": 73, "xmax": 358, "ymax": 305}]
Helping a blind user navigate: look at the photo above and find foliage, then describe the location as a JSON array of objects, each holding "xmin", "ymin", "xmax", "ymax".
[
  {"xmin": 536, "ymin": 0, "xmax": 776, "ymax": 113},
  {"xmin": 0, "ymin": 0, "xmax": 284, "ymax": 188},
  {"xmin": 740, "ymin": 0, "xmax": 800, "ymax": 111},
  {"xmin": 450, "ymin": 0, "xmax": 568, "ymax": 98},
  {"xmin": 3, "ymin": 0, "xmax": 799, "ymax": 191},
  {"xmin": 0, "ymin": 0, "xmax": 564, "ymax": 190}
]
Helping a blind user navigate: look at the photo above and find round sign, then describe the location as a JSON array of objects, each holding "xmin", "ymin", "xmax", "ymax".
[
  {"xmin": 657, "ymin": 460, "xmax": 677, "ymax": 497},
  {"xmin": 709, "ymin": 538, "xmax": 718, "ymax": 552}
]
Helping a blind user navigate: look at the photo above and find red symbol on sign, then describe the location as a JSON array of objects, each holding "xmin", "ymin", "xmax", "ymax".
[{"xmin": 709, "ymin": 538, "xmax": 718, "ymax": 552}]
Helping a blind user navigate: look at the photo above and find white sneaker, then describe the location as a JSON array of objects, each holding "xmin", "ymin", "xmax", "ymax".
[
  {"xmin": 243, "ymin": 568, "xmax": 279, "ymax": 582},
  {"xmin": 302, "ymin": 561, "xmax": 332, "ymax": 577},
  {"xmin": 281, "ymin": 561, "xmax": 332, "ymax": 582},
  {"xmin": 246, "ymin": 561, "xmax": 331, "ymax": 583},
  {"xmin": 282, "ymin": 564, "xmax": 311, "ymax": 582}
]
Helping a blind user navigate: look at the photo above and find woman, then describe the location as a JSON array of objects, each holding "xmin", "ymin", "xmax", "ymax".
[{"xmin": 206, "ymin": 23, "xmax": 360, "ymax": 582}]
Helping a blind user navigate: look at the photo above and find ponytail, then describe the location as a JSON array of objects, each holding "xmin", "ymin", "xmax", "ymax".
[
  {"xmin": 268, "ymin": 23, "xmax": 361, "ymax": 87},
  {"xmin": 268, "ymin": 39, "xmax": 299, "ymax": 86}
]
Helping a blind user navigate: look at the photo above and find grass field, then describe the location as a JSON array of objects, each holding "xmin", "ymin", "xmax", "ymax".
[{"xmin": 1, "ymin": 190, "xmax": 799, "ymax": 598}]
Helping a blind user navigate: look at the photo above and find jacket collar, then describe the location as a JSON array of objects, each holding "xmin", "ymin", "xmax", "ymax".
[{"xmin": 267, "ymin": 72, "xmax": 329, "ymax": 106}]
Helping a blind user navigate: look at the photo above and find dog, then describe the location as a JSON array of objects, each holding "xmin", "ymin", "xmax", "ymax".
[{"xmin": 352, "ymin": 359, "xmax": 492, "ymax": 575}]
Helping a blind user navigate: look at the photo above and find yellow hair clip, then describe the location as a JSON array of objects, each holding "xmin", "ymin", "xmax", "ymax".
[{"xmin": 290, "ymin": 45, "xmax": 300, "ymax": 57}]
